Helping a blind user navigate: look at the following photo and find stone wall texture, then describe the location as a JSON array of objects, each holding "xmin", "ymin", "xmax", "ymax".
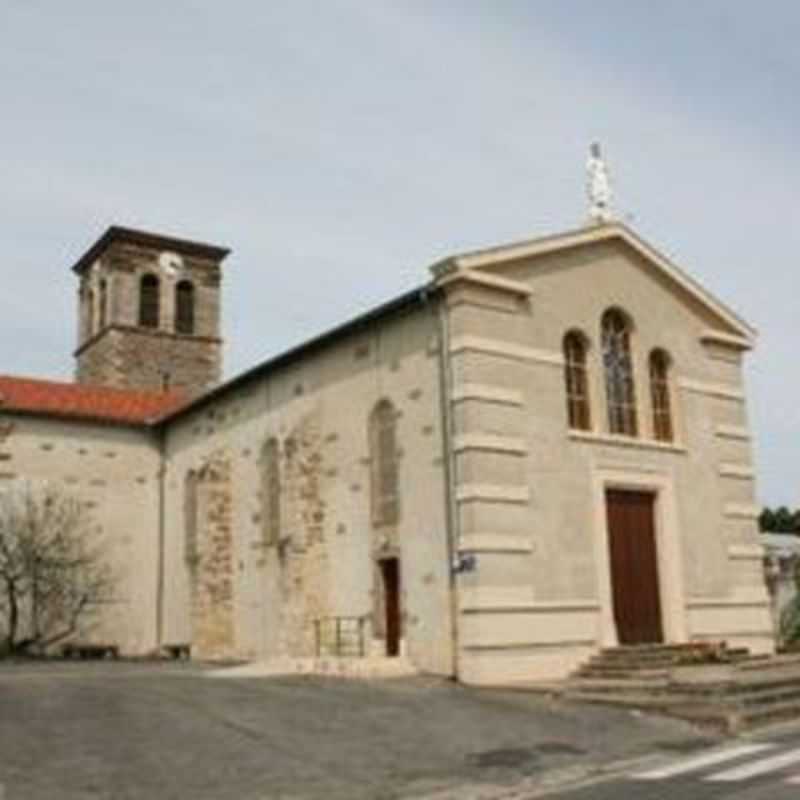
[
  {"xmin": 162, "ymin": 304, "xmax": 455, "ymax": 673},
  {"xmin": 76, "ymin": 327, "xmax": 221, "ymax": 395},
  {"xmin": 75, "ymin": 239, "xmax": 223, "ymax": 396},
  {"xmin": 189, "ymin": 453, "xmax": 235, "ymax": 658},
  {"xmin": 0, "ymin": 412, "xmax": 161, "ymax": 653}
]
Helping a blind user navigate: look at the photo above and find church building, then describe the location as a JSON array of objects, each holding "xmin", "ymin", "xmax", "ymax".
[{"xmin": 0, "ymin": 212, "xmax": 775, "ymax": 683}]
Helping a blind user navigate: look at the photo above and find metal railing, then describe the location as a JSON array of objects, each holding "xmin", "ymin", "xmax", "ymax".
[{"xmin": 314, "ymin": 616, "xmax": 367, "ymax": 658}]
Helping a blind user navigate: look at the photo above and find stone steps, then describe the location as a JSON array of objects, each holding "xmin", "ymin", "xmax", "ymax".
[
  {"xmin": 565, "ymin": 643, "xmax": 800, "ymax": 733},
  {"xmin": 570, "ymin": 673, "xmax": 800, "ymax": 704},
  {"xmin": 569, "ymin": 683, "xmax": 800, "ymax": 733},
  {"xmin": 598, "ymin": 642, "xmax": 735, "ymax": 656},
  {"xmin": 677, "ymin": 674, "xmax": 800, "ymax": 696},
  {"xmin": 576, "ymin": 667, "xmax": 671, "ymax": 680},
  {"xmin": 572, "ymin": 680, "xmax": 800, "ymax": 705},
  {"xmin": 735, "ymin": 699, "xmax": 800, "ymax": 730},
  {"xmin": 666, "ymin": 692, "xmax": 800, "ymax": 734},
  {"xmin": 586, "ymin": 643, "xmax": 749, "ymax": 669},
  {"xmin": 737, "ymin": 653, "xmax": 800, "ymax": 672}
]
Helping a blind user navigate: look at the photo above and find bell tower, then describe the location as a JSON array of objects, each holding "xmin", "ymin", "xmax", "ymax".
[{"xmin": 73, "ymin": 226, "xmax": 230, "ymax": 397}]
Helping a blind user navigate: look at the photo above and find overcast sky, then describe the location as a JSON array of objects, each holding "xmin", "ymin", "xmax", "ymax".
[{"xmin": 1, "ymin": 1, "xmax": 798, "ymax": 505}]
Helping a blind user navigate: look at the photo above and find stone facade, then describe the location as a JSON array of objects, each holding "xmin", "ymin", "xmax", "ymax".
[
  {"xmin": 76, "ymin": 327, "xmax": 222, "ymax": 395},
  {"xmin": 0, "ymin": 411, "xmax": 161, "ymax": 652},
  {"xmin": 186, "ymin": 453, "xmax": 235, "ymax": 658},
  {"xmin": 436, "ymin": 227, "xmax": 773, "ymax": 683},
  {"xmin": 74, "ymin": 230, "xmax": 226, "ymax": 396},
  {"xmin": 160, "ymin": 304, "xmax": 454, "ymax": 674},
  {"xmin": 0, "ymin": 221, "xmax": 776, "ymax": 684}
]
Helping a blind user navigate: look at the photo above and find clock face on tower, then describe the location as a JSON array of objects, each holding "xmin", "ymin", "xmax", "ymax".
[{"xmin": 158, "ymin": 251, "xmax": 183, "ymax": 278}]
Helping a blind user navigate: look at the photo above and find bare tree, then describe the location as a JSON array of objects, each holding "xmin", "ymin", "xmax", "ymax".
[{"xmin": 0, "ymin": 482, "xmax": 114, "ymax": 655}]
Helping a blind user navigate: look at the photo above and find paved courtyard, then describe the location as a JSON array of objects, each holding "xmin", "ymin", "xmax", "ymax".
[{"xmin": 0, "ymin": 662, "xmax": 713, "ymax": 799}]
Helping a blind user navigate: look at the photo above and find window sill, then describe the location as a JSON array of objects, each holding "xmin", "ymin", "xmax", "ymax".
[{"xmin": 567, "ymin": 429, "xmax": 687, "ymax": 454}]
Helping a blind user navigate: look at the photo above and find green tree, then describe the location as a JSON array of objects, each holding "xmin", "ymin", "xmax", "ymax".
[
  {"xmin": 760, "ymin": 507, "xmax": 776, "ymax": 532},
  {"xmin": 773, "ymin": 506, "xmax": 795, "ymax": 533}
]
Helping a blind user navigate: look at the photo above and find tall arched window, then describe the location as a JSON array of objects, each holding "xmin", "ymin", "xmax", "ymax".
[
  {"xmin": 98, "ymin": 279, "xmax": 107, "ymax": 330},
  {"xmin": 139, "ymin": 273, "xmax": 160, "ymax": 328},
  {"xmin": 369, "ymin": 399, "xmax": 399, "ymax": 526},
  {"xmin": 261, "ymin": 438, "xmax": 281, "ymax": 546},
  {"xmin": 563, "ymin": 331, "xmax": 591, "ymax": 431},
  {"xmin": 602, "ymin": 309, "xmax": 638, "ymax": 436},
  {"xmin": 649, "ymin": 349, "xmax": 673, "ymax": 442},
  {"xmin": 175, "ymin": 280, "xmax": 195, "ymax": 335}
]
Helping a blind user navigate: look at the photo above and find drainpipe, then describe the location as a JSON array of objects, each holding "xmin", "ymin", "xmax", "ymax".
[
  {"xmin": 155, "ymin": 426, "xmax": 166, "ymax": 650},
  {"xmin": 429, "ymin": 287, "xmax": 461, "ymax": 679}
]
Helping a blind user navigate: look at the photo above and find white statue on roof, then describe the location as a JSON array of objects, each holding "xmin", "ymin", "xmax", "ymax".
[{"xmin": 586, "ymin": 142, "xmax": 613, "ymax": 224}]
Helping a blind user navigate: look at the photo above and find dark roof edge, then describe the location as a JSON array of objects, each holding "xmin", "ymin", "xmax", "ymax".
[
  {"xmin": 71, "ymin": 226, "xmax": 231, "ymax": 274},
  {"xmin": 157, "ymin": 283, "xmax": 439, "ymax": 427}
]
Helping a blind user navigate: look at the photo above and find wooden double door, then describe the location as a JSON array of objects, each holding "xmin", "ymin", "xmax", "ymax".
[{"xmin": 605, "ymin": 490, "xmax": 664, "ymax": 645}]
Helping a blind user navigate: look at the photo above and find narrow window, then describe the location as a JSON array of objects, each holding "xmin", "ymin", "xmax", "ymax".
[
  {"xmin": 86, "ymin": 288, "xmax": 95, "ymax": 338},
  {"xmin": 261, "ymin": 438, "xmax": 281, "ymax": 545},
  {"xmin": 650, "ymin": 349, "xmax": 674, "ymax": 442},
  {"xmin": 563, "ymin": 331, "xmax": 591, "ymax": 431},
  {"xmin": 139, "ymin": 273, "xmax": 160, "ymax": 328},
  {"xmin": 184, "ymin": 470, "xmax": 199, "ymax": 569},
  {"xmin": 602, "ymin": 309, "xmax": 638, "ymax": 436},
  {"xmin": 98, "ymin": 279, "xmax": 107, "ymax": 330},
  {"xmin": 175, "ymin": 280, "xmax": 195, "ymax": 335},
  {"xmin": 370, "ymin": 400, "xmax": 399, "ymax": 526}
]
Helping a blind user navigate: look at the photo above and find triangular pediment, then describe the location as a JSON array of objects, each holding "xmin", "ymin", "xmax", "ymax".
[{"xmin": 430, "ymin": 222, "xmax": 754, "ymax": 346}]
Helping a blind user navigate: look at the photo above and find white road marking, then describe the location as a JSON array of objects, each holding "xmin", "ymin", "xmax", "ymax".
[
  {"xmin": 706, "ymin": 747, "xmax": 800, "ymax": 782},
  {"xmin": 783, "ymin": 772, "xmax": 800, "ymax": 785},
  {"xmin": 631, "ymin": 743, "xmax": 776, "ymax": 780}
]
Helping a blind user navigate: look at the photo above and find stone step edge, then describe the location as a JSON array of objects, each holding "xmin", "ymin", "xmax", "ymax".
[
  {"xmin": 672, "ymin": 673, "xmax": 800, "ymax": 693},
  {"xmin": 667, "ymin": 700, "xmax": 800, "ymax": 734},
  {"xmin": 567, "ymin": 692, "xmax": 800, "ymax": 728},
  {"xmin": 568, "ymin": 677, "xmax": 800, "ymax": 697},
  {"xmin": 587, "ymin": 653, "xmax": 749, "ymax": 666},
  {"xmin": 576, "ymin": 669, "xmax": 671, "ymax": 679},
  {"xmin": 575, "ymin": 662, "xmax": 800, "ymax": 686},
  {"xmin": 736, "ymin": 653, "xmax": 800, "ymax": 672}
]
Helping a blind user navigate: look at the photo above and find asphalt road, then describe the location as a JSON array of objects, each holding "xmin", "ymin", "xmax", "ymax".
[
  {"xmin": 544, "ymin": 729, "xmax": 800, "ymax": 800},
  {"xmin": 0, "ymin": 661, "xmax": 711, "ymax": 799}
]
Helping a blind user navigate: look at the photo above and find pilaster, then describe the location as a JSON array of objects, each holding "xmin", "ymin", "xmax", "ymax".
[{"xmin": 438, "ymin": 267, "xmax": 554, "ymax": 682}]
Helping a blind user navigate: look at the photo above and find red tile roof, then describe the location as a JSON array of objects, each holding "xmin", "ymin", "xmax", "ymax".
[{"xmin": 0, "ymin": 376, "xmax": 187, "ymax": 425}]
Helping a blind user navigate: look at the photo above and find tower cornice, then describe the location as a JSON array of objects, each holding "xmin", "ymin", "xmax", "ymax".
[{"xmin": 71, "ymin": 226, "xmax": 230, "ymax": 275}]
